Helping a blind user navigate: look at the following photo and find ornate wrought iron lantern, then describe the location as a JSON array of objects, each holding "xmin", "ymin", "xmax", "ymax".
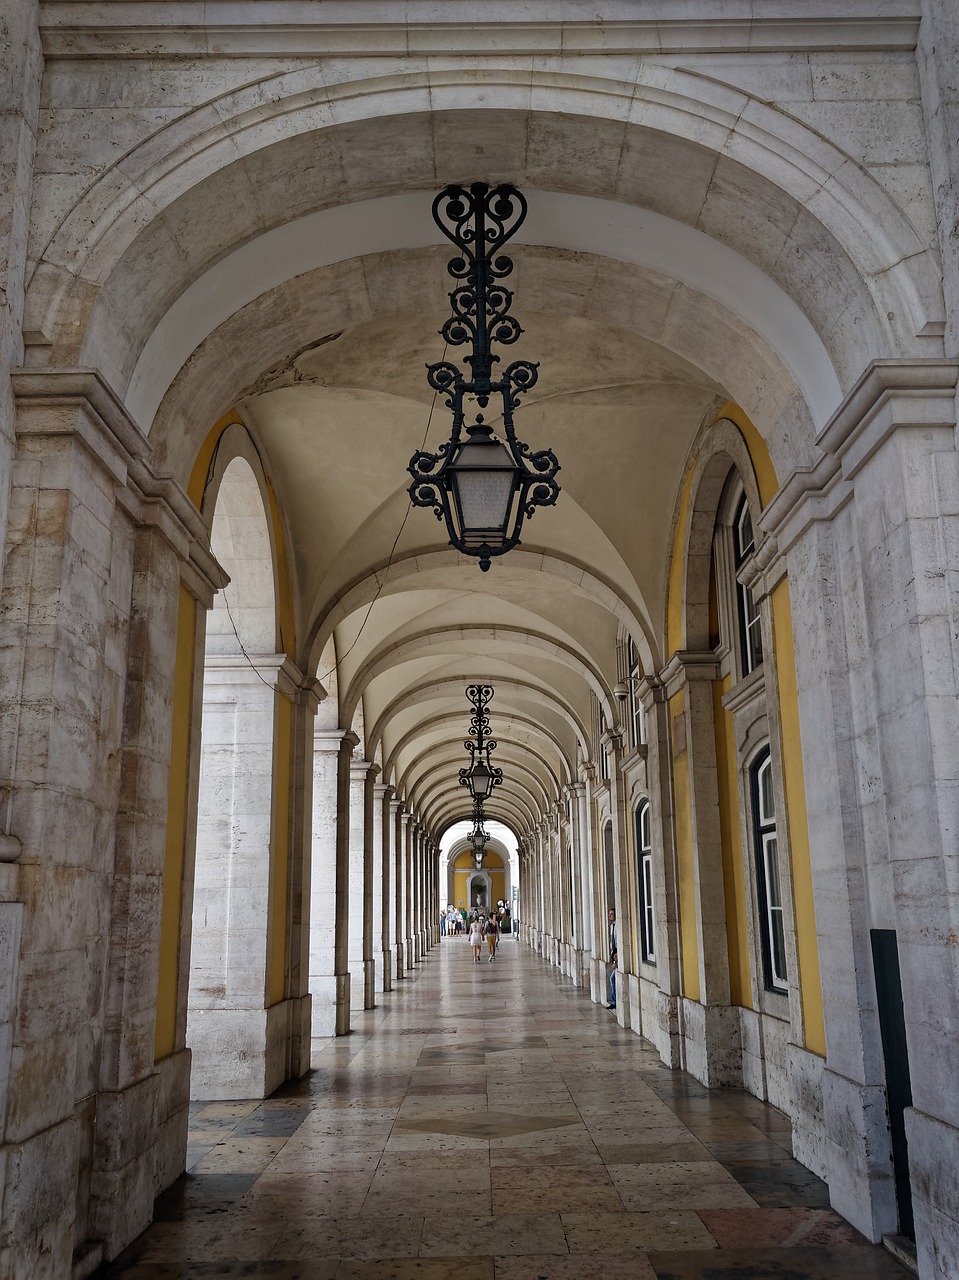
[
  {"xmin": 459, "ymin": 683, "xmax": 503, "ymax": 801},
  {"xmin": 470, "ymin": 799, "xmax": 490, "ymax": 869},
  {"xmin": 408, "ymin": 182, "xmax": 561, "ymax": 571}
]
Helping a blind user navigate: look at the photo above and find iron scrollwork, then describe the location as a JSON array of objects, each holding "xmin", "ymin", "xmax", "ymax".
[{"xmin": 458, "ymin": 682, "xmax": 504, "ymax": 792}]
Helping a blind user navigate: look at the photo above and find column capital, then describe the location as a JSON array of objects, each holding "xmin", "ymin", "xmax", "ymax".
[
  {"xmin": 314, "ymin": 728, "xmax": 360, "ymax": 755},
  {"xmin": 375, "ymin": 782, "xmax": 395, "ymax": 801},
  {"xmin": 762, "ymin": 358, "xmax": 959, "ymax": 567},
  {"xmin": 658, "ymin": 650, "xmax": 721, "ymax": 699},
  {"xmin": 11, "ymin": 366, "xmax": 228, "ymax": 605},
  {"xmin": 349, "ymin": 757, "xmax": 377, "ymax": 780}
]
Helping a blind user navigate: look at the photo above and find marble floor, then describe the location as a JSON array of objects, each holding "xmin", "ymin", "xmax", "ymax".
[{"xmin": 99, "ymin": 938, "xmax": 909, "ymax": 1279}]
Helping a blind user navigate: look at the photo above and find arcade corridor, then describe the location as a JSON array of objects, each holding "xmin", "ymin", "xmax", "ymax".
[{"xmin": 100, "ymin": 941, "xmax": 907, "ymax": 1280}]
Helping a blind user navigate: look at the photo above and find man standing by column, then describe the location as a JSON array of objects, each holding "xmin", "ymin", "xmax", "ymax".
[{"xmin": 606, "ymin": 909, "xmax": 617, "ymax": 1010}]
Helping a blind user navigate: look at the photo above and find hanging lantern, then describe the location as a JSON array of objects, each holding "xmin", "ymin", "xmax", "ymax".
[
  {"xmin": 459, "ymin": 683, "xmax": 503, "ymax": 799},
  {"xmin": 408, "ymin": 183, "xmax": 560, "ymax": 571}
]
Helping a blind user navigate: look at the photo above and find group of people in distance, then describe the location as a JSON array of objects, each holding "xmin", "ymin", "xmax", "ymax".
[{"xmin": 440, "ymin": 904, "xmax": 511, "ymax": 964}]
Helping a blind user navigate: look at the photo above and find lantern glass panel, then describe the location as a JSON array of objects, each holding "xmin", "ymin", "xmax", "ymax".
[
  {"xmin": 468, "ymin": 760, "xmax": 494, "ymax": 799},
  {"xmin": 449, "ymin": 434, "xmax": 518, "ymax": 548}
]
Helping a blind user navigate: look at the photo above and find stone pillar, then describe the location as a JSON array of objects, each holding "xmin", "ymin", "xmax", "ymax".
[
  {"xmin": 362, "ymin": 762, "xmax": 379, "ymax": 1008},
  {"xmin": 376, "ymin": 784, "xmax": 394, "ymax": 991},
  {"xmin": 568, "ymin": 782, "xmax": 590, "ymax": 987},
  {"xmin": 188, "ymin": 654, "xmax": 298, "ymax": 1099},
  {"xmin": 310, "ymin": 729, "xmax": 357, "ymax": 1037},
  {"xmin": 347, "ymin": 758, "xmax": 370, "ymax": 1009},
  {"xmin": 374, "ymin": 781, "xmax": 392, "ymax": 993},
  {"xmin": 333, "ymin": 735, "xmax": 356, "ymax": 1035},
  {"xmin": 765, "ymin": 361, "xmax": 959, "ymax": 1254},
  {"xmin": 603, "ymin": 730, "xmax": 634, "ymax": 1032},
  {"xmin": 640, "ymin": 676, "xmax": 682, "ymax": 1068},
  {"xmin": 286, "ymin": 677, "xmax": 323, "ymax": 1077},
  {"xmin": 395, "ymin": 804, "xmax": 409, "ymax": 978},
  {"xmin": 660, "ymin": 652, "xmax": 736, "ymax": 1077},
  {"xmin": 405, "ymin": 817, "xmax": 415, "ymax": 967},
  {"xmin": 417, "ymin": 828, "xmax": 428, "ymax": 958},
  {"xmin": 0, "ymin": 371, "xmax": 223, "ymax": 1275},
  {"xmin": 0, "ymin": 0, "xmax": 40, "ymax": 588}
]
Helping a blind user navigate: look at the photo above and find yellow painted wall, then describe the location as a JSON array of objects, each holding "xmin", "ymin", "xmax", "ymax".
[
  {"xmin": 772, "ymin": 582, "xmax": 826, "ymax": 1056},
  {"xmin": 452, "ymin": 850, "xmax": 507, "ymax": 909},
  {"xmin": 709, "ymin": 401, "xmax": 779, "ymax": 506},
  {"xmin": 712, "ymin": 677, "xmax": 751, "ymax": 1007},
  {"xmin": 155, "ymin": 586, "xmax": 197, "ymax": 1060}
]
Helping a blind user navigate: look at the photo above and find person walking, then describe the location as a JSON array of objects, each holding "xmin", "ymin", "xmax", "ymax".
[
  {"xmin": 606, "ymin": 908, "xmax": 618, "ymax": 1009},
  {"xmin": 484, "ymin": 912, "xmax": 499, "ymax": 962},
  {"xmin": 469, "ymin": 916, "xmax": 484, "ymax": 963}
]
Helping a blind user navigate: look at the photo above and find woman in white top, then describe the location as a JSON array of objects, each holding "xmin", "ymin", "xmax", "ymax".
[{"xmin": 469, "ymin": 917, "xmax": 484, "ymax": 963}]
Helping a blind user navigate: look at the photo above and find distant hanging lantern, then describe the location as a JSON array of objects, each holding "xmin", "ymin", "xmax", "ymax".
[
  {"xmin": 408, "ymin": 183, "xmax": 560, "ymax": 571},
  {"xmin": 459, "ymin": 683, "xmax": 503, "ymax": 801}
]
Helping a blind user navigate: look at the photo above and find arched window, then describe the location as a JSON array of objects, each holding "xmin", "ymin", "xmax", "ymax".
[
  {"xmin": 751, "ymin": 750, "xmax": 787, "ymax": 992},
  {"xmin": 635, "ymin": 800, "xmax": 655, "ymax": 963},
  {"xmin": 734, "ymin": 492, "xmax": 763, "ymax": 675}
]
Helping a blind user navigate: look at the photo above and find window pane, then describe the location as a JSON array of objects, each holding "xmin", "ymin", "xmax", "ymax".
[
  {"xmin": 764, "ymin": 834, "xmax": 781, "ymax": 905},
  {"xmin": 770, "ymin": 907, "xmax": 788, "ymax": 988},
  {"xmin": 759, "ymin": 762, "xmax": 775, "ymax": 825},
  {"xmin": 735, "ymin": 497, "xmax": 754, "ymax": 562}
]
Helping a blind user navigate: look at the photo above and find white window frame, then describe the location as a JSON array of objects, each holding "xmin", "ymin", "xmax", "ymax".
[
  {"xmin": 636, "ymin": 800, "xmax": 655, "ymax": 964},
  {"xmin": 753, "ymin": 751, "xmax": 787, "ymax": 992}
]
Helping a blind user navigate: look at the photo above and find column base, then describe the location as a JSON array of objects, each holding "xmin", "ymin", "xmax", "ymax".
[
  {"xmin": 395, "ymin": 941, "xmax": 405, "ymax": 978},
  {"xmin": 188, "ymin": 1004, "xmax": 291, "ymax": 1100},
  {"xmin": 906, "ymin": 1106, "xmax": 959, "ymax": 1278},
  {"xmin": 0, "ymin": 1113, "xmax": 80, "ymax": 1280},
  {"xmin": 406, "ymin": 935, "xmax": 415, "ymax": 967},
  {"xmin": 822, "ymin": 1067, "xmax": 898, "ymax": 1241},
  {"xmin": 679, "ymin": 998, "xmax": 742, "ymax": 1088},
  {"xmin": 310, "ymin": 974, "xmax": 338, "ymax": 1037},
  {"xmin": 363, "ymin": 958, "xmax": 376, "ymax": 1009},
  {"xmin": 381, "ymin": 949, "xmax": 393, "ymax": 992}
]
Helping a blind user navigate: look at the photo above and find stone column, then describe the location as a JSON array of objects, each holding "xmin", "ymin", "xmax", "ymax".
[
  {"xmin": 0, "ymin": 371, "xmax": 224, "ymax": 1274},
  {"xmin": 188, "ymin": 653, "xmax": 297, "ymax": 1099},
  {"xmin": 765, "ymin": 361, "xmax": 959, "ymax": 1253},
  {"xmin": 371, "ymin": 783, "xmax": 391, "ymax": 993},
  {"xmin": 395, "ymin": 804, "xmax": 408, "ymax": 978},
  {"xmin": 603, "ymin": 730, "xmax": 634, "ymax": 1032},
  {"xmin": 417, "ymin": 828, "xmax": 428, "ymax": 958},
  {"xmin": 286, "ymin": 676, "xmax": 323, "ymax": 1077},
  {"xmin": 660, "ymin": 652, "xmax": 735, "ymax": 1075},
  {"xmin": 363, "ymin": 762, "xmax": 379, "ymax": 1007},
  {"xmin": 405, "ymin": 816, "xmax": 415, "ymax": 967},
  {"xmin": 333, "ymin": 735, "xmax": 357, "ymax": 1035},
  {"xmin": 310, "ymin": 729, "xmax": 357, "ymax": 1037},
  {"xmin": 374, "ymin": 782, "xmax": 392, "ymax": 993},
  {"xmin": 639, "ymin": 676, "xmax": 682, "ymax": 1068},
  {"xmin": 0, "ymin": 0, "xmax": 40, "ymax": 588},
  {"xmin": 347, "ymin": 758, "xmax": 370, "ymax": 1010},
  {"xmin": 568, "ymin": 782, "xmax": 590, "ymax": 987}
]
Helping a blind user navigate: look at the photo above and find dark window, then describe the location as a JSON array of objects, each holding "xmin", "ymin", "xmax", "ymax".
[
  {"xmin": 636, "ymin": 800, "xmax": 655, "ymax": 963},
  {"xmin": 734, "ymin": 494, "xmax": 763, "ymax": 675},
  {"xmin": 626, "ymin": 637, "xmax": 645, "ymax": 749},
  {"xmin": 751, "ymin": 750, "xmax": 787, "ymax": 992}
]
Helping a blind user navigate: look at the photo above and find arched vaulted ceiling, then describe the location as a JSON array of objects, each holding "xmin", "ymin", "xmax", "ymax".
[{"xmin": 32, "ymin": 87, "xmax": 945, "ymax": 850}]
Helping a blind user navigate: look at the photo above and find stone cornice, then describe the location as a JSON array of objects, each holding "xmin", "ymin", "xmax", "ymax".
[
  {"xmin": 762, "ymin": 359, "xmax": 959, "ymax": 561},
  {"xmin": 39, "ymin": 3, "xmax": 921, "ymax": 58},
  {"xmin": 11, "ymin": 368, "xmax": 227, "ymax": 603},
  {"xmin": 659, "ymin": 650, "xmax": 721, "ymax": 698}
]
